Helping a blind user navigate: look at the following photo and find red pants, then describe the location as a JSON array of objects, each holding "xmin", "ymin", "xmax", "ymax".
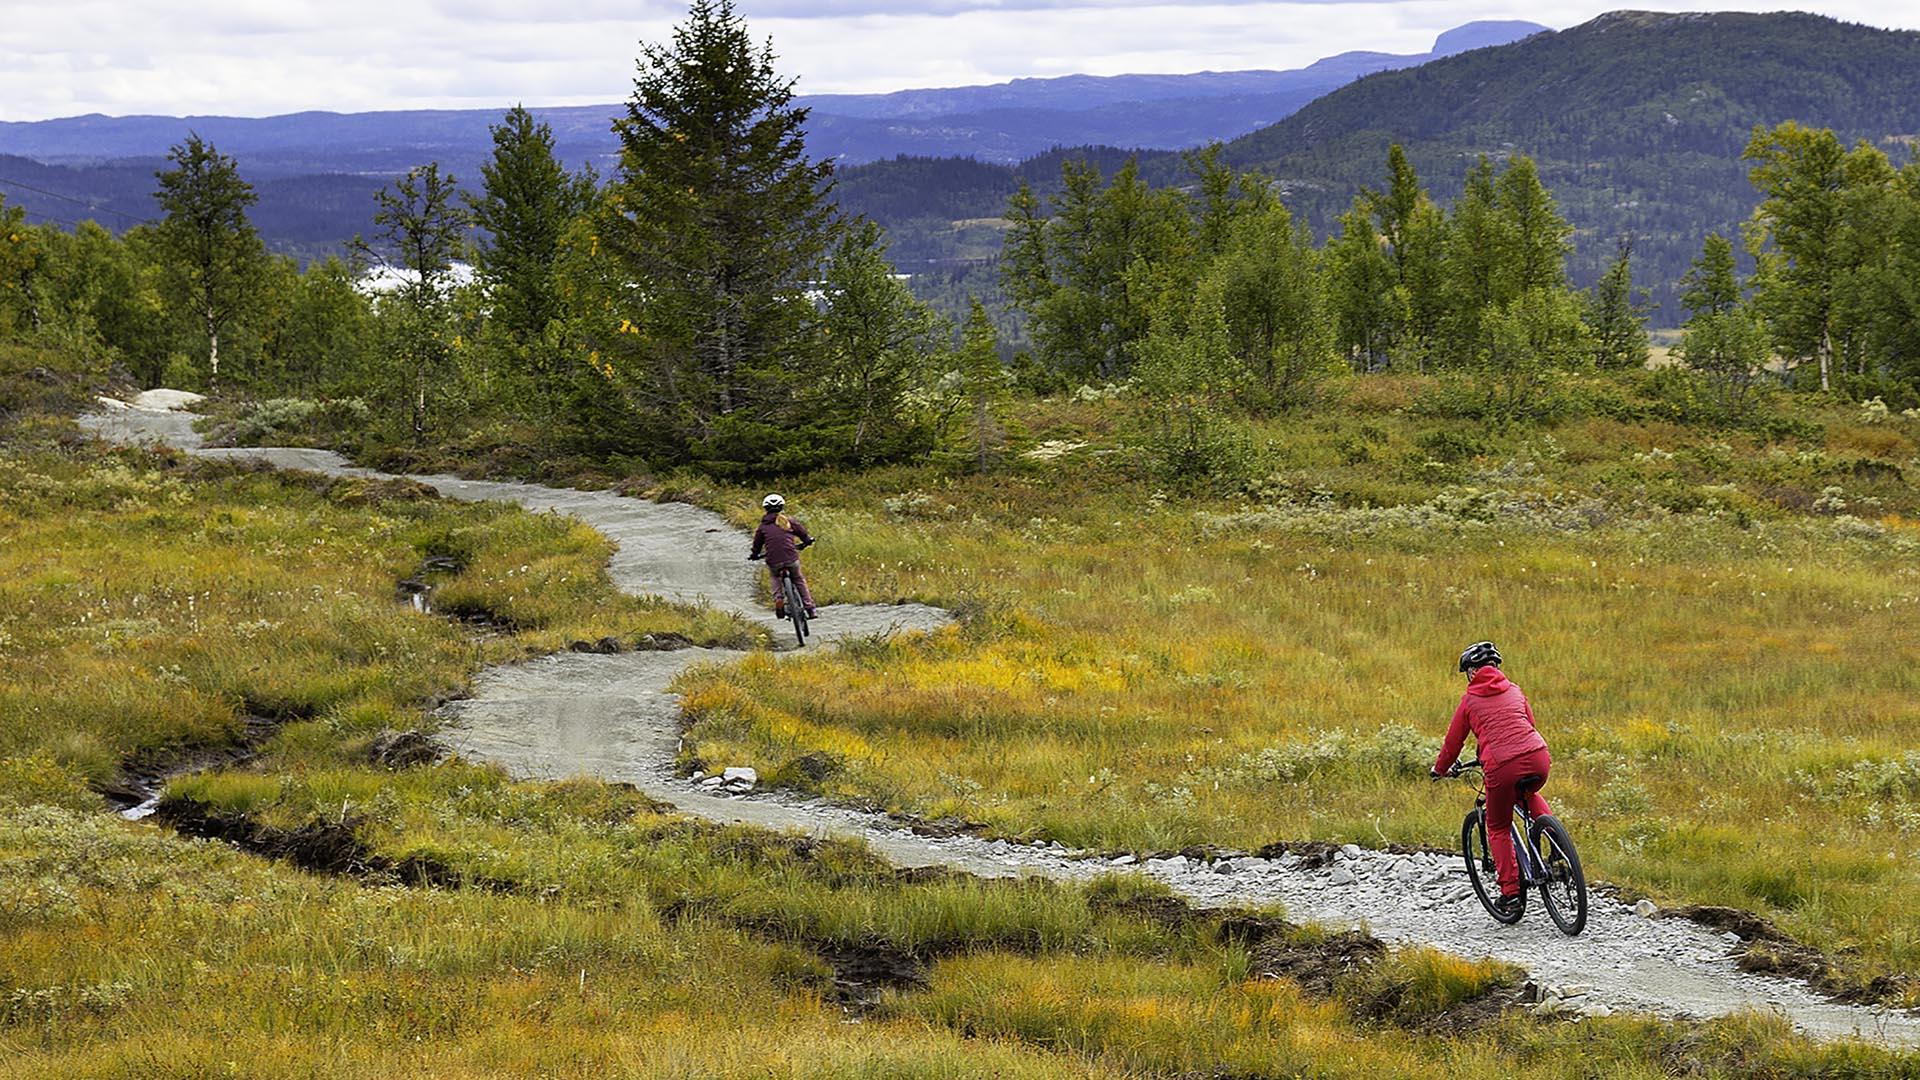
[
  {"xmin": 769, "ymin": 562, "xmax": 815, "ymax": 613},
  {"xmin": 1486, "ymin": 747, "xmax": 1552, "ymax": 898}
]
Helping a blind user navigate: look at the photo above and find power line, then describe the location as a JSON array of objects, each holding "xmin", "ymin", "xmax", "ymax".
[
  {"xmin": 0, "ymin": 174, "xmax": 154, "ymax": 226},
  {"xmin": 28, "ymin": 210, "xmax": 90, "ymax": 231}
]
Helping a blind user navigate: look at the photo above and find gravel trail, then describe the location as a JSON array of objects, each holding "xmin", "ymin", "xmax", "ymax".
[{"xmin": 83, "ymin": 396, "xmax": 1920, "ymax": 1046}]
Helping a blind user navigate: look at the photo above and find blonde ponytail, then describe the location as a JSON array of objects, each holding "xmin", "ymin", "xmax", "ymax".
[{"xmin": 776, "ymin": 513, "xmax": 793, "ymax": 532}]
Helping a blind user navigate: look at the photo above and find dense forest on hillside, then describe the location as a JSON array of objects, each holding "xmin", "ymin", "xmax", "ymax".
[
  {"xmin": 832, "ymin": 11, "xmax": 1920, "ymax": 325},
  {"xmin": 1213, "ymin": 10, "xmax": 1920, "ymax": 318}
]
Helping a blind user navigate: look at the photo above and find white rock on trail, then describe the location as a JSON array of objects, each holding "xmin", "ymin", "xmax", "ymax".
[
  {"xmin": 129, "ymin": 388, "xmax": 205, "ymax": 411},
  {"xmin": 84, "ymin": 398, "xmax": 1920, "ymax": 1050}
]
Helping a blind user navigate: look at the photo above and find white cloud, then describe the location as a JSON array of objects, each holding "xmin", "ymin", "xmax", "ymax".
[{"xmin": 0, "ymin": 1, "xmax": 1914, "ymax": 121}]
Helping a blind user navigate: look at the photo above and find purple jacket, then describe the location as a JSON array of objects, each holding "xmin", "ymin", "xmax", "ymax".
[{"xmin": 750, "ymin": 512, "xmax": 812, "ymax": 566}]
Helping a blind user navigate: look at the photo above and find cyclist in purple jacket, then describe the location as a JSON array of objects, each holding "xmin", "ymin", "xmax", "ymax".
[{"xmin": 749, "ymin": 494, "xmax": 816, "ymax": 618}]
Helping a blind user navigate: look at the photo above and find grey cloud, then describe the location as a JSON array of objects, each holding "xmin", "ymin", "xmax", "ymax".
[
  {"xmin": 741, "ymin": 0, "xmax": 1400, "ymax": 12},
  {"xmin": 1, "ymin": 0, "xmax": 1915, "ymax": 121}
]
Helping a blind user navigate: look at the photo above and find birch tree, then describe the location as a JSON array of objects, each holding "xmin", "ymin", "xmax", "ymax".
[{"xmin": 153, "ymin": 135, "xmax": 264, "ymax": 388}]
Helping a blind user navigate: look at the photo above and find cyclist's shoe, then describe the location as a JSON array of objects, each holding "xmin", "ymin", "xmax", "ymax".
[
  {"xmin": 805, "ymin": 607, "xmax": 818, "ymax": 618},
  {"xmin": 1495, "ymin": 894, "xmax": 1523, "ymax": 919},
  {"xmin": 773, "ymin": 605, "xmax": 786, "ymax": 618}
]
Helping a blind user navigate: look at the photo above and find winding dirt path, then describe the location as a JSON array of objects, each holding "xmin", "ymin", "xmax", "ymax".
[{"xmin": 82, "ymin": 396, "xmax": 1920, "ymax": 1046}]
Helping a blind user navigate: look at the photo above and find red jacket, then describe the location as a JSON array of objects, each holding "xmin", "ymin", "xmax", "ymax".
[{"xmin": 1434, "ymin": 666, "xmax": 1548, "ymax": 774}]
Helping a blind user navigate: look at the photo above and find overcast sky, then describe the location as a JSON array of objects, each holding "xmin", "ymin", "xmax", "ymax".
[{"xmin": 2, "ymin": 1, "xmax": 1915, "ymax": 121}]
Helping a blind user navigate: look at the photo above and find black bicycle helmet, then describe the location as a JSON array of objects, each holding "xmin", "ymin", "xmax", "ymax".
[{"xmin": 1458, "ymin": 641, "xmax": 1502, "ymax": 673}]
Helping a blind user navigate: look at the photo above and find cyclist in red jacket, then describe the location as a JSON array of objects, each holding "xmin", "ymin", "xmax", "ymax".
[{"xmin": 1431, "ymin": 641, "xmax": 1551, "ymax": 918}]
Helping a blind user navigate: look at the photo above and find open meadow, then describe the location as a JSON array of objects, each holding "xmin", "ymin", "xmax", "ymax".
[
  {"xmin": 5, "ymin": 349, "xmax": 1920, "ymax": 1075},
  {"xmin": 679, "ymin": 379, "xmax": 1920, "ymax": 994}
]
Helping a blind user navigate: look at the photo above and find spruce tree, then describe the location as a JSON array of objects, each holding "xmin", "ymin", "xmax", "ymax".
[
  {"xmin": 1585, "ymin": 238, "xmax": 1651, "ymax": 369},
  {"xmin": 1493, "ymin": 154, "xmax": 1573, "ymax": 296},
  {"xmin": 956, "ymin": 298, "xmax": 1009, "ymax": 473},
  {"xmin": 1368, "ymin": 146, "xmax": 1445, "ymax": 369},
  {"xmin": 1678, "ymin": 233, "xmax": 1770, "ymax": 415},
  {"xmin": 1438, "ymin": 156, "xmax": 1504, "ymax": 366},
  {"xmin": 602, "ymin": 0, "xmax": 835, "ymax": 446},
  {"xmin": 469, "ymin": 106, "xmax": 594, "ymax": 364},
  {"xmin": 999, "ymin": 156, "xmax": 1191, "ymax": 383},
  {"xmin": 1680, "ymin": 233, "xmax": 1742, "ymax": 319},
  {"xmin": 153, "ymin": 135, "xmax": 265, "ymax": 388},
  {"xmin": 816, "ymin": 220, "xmax": 942, "ymax": 462}
]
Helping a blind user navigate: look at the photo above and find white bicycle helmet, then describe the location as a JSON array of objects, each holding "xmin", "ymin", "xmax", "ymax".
[{"xmin": 763, "ymin": 493, "xmax": 786, "ymax": 511}]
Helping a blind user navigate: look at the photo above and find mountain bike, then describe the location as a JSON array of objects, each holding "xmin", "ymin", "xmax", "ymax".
[
  {"xmin": 774, "ymin": 565, "xmax": 810, "ymax": 647},
  {"xmin": 749, "ymin": 553, "xmax": 812, "ymax": 647},
  {"xmin": 1444, "ymin": 758, "xmax": 1587, "ymax": 935}
]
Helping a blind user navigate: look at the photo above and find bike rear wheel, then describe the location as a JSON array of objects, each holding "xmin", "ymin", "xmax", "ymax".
[
  {"xmin": 1461, "ymin": 809, "xmax": 1523, "ymax": 924},
  {"xmin": 783, "ymin": 576, "xmax": 809, "ymax": 646},
  {"xmin": 1530, "ymin": 815, "xmax": 1587, "ymax": 936}
]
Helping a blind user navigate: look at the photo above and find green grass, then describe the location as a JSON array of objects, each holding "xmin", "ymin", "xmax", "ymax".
[
  {"xmin": 5, "ymin": 352, "xmax": 1920, "ymax": 1072},
  {"xmin": 0, "ymin": 445, "xmax": 754, "ymax": 807},
  {"xmin": 675, "ymin": 385, "xmax": 1920, "ymax": 991},
  {"xmin": 8, "ymin": 789, "xmax": 1917, "ymax": 1078}
]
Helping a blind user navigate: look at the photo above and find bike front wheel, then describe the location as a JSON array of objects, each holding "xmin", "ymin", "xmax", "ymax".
[
  {"xmin": 1530, "ymin": 815, "xmax": 1587, "ymax": 936},
  {"xmin": 1461, "ymin": 809, "xmax": 1523, "ymax": 924}
]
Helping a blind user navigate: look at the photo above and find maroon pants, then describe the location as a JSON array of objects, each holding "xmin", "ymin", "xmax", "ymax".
[
  {"xmin": 769, "ymin": 562, "xmax": 815, "ymax": 612},
  {"xmin": 1485, "ymin": 747, "xmax": 1552, "ymax": 897}
]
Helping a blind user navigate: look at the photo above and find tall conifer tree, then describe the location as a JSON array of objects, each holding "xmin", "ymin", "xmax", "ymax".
[
  {"xmin": 470, "ymin": 106, "xmax": 594, "ymax": 362},
  {"xmin": 602, "ymin": 0, "xmax": 835, "ymax": 443}
]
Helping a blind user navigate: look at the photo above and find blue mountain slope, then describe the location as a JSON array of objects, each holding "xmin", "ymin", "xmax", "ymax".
[{"xmin": 0, "ymin": 21, "xmax": 1545, "ymax": 171}]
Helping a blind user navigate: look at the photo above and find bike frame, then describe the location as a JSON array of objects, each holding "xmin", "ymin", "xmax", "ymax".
[{"xmin": 1474, "ymin": 793, "xmax": 1547, "ymax": 887}]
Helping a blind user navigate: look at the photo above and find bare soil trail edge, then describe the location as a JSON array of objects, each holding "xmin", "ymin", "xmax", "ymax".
[{"xmin": 83, "ymin": 398, "xmax": 1920, "ymax": 1046}]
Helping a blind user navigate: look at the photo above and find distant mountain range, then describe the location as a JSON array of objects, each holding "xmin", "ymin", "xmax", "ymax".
[
  {"xmin": 839, "ymin": 10, "xmax": 1920, "ymax": 321},
  {"xmin": 0, "ymin": 20, "xmax": 1544, "ymax": 177},
  {"xmin": 794, "ymin": 20, "xmax": 1546, "ymax": 162},
  {"xmin": 7, "ymin": 11, "xmax": 1918, "ymax": 325},
  {"xmin": 0, "ymin": 19, "xmax": 1544, "ymax": 257}
]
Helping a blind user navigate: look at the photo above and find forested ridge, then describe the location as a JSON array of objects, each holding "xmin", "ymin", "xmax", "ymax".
[
  {"xmin": 1212, "ymin": 10, "xmax": 1920, "ymax": 316},
  {"xmin": 834, "ymin": 10, "xmax": 1920, "ymax": 323}
]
